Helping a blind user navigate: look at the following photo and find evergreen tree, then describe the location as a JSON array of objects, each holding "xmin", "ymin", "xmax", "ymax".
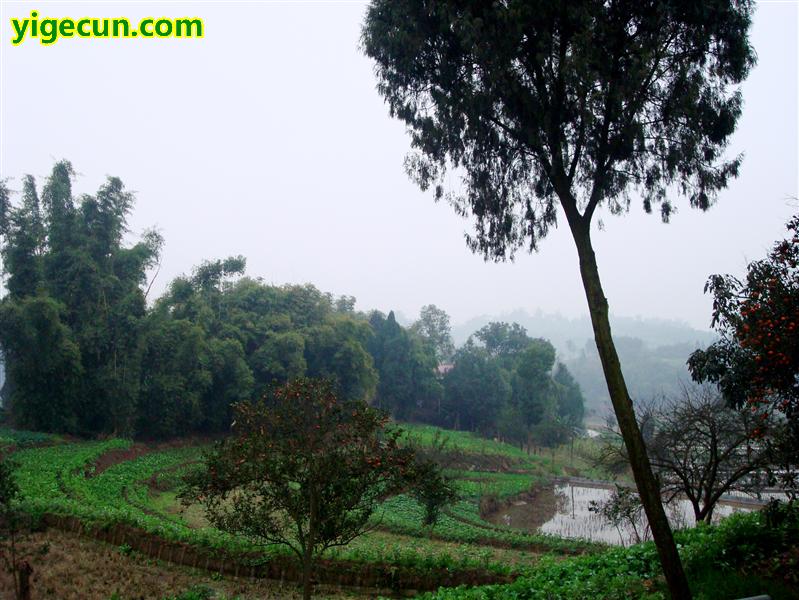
[
  {"xmin": 363, "ymin": 2, "xmax": 755, "ymax": 592},
  {"xmin": 367, "ymin": 311, "xmax": 441, "ymax": 420}
]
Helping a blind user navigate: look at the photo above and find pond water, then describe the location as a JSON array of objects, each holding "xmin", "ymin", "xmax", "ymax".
[{"xmin": 489, "ymin": 481, "xmax": 761, "ymax": 546}]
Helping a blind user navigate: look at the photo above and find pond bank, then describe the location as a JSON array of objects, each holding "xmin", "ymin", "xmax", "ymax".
[{"xmin": 481, "ymin": 477, "xmax": 769, "ymax": 546}]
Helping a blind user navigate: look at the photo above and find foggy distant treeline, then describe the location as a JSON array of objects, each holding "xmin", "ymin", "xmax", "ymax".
[
  {"xmin": 566, "ymin": 338, "xmax": 702, "ymax": 413},
  {"xmin": 452, "ymin": 310, "xmax": 715, "ymax": 354},
  {"xmin": 453, "ymin": 311, "xmax": 714, "ymax": 414},
  {"xmin": 440, "ymin": 322, "xmax": 585, "ymax": 446}
]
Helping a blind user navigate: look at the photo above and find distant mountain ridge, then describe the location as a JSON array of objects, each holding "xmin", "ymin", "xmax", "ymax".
[{"xmin": 452, "ymin": 310, "xmax": 715, "ymax": 359}]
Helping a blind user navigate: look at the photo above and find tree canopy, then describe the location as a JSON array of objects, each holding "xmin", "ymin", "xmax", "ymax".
[
  {"xmin": 368, "ymin": 310, "xmax": 441, "ymax": 421},
  {"xmin": 411, "ymin": 304, "xmax": 455, "ymax": 363},
  {"xmin": 362, "ymin": 3, "xmax": 755, "ymax": 596},
  {"xmin": 597, "ymin": 386, "xmax": 775, "ymax": 524},
  {"xmin": 0, "ymin": 163, "xmax": 161, "ymax": 435},
  {"xmin": 689, "ymin": 212, "xmax": 799, "ymax": 497},
  {"xmin": 362, "ymin": 0, "xmax": 754, "ymax": 257},
  {"xmin": 689, "ymin": 213, "xmax": 799, "ymax": 425}
]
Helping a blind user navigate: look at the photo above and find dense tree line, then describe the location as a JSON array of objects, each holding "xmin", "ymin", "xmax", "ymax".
[
  {"xmin": 0, "ymin": 163, "xmax": 583, "ymax": 441},
  {"xmin": 0, "ymin": 163, "xmax": 380, "ymax": 437},
  {"xmin": 439, "ymin": 322, "xmax": 585, "ymax": 446},
  {"xmin": 0, "ymin": 163, "xmax": 161, "ymax": 435},
  {"xmin": 367, "ymin": 310, "xmax": 441, "ymax": 421}
]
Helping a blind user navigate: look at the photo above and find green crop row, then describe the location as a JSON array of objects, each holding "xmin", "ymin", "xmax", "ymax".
[
  {"xmin": 13, "ymin": 441, "xmax": 273, "ymax": 557},
  {"xmin": 399, "ymin": 423, "xmax": 533, "ymax": 460},
  {"xmin": 449, "ymin": 470, "xmax": 542, "ymax": 499},
  {"xmin": 0, "ymin": 427, "xmax": 61, "ymax": 450},
  {"xmin": 400, "ymin": 423, "xmax": 611, "ymax": 481},
  {"xmin": 327, "ymin": 535, "xmax": 518, "ymax": 576},
  {"xmin": 12, "ymin": 441, "xmax": 552, "ymax": 575},
  {"xmin": 14, "ymin": 439, "xmax": 130, "ymax": 514}
]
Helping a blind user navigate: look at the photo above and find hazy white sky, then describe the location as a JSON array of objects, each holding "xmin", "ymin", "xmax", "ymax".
[{"xmin": 1, "ymin": 1, "xmax": 797, "ymax": 331}]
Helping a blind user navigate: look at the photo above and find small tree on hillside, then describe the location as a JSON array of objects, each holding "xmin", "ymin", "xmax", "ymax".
[
  {"xmin": 588, "ymin": 484, "xmax": 650, "ymax": 546},
  {"xmin": 181, "ymin": 378, "xmax": 455, "ymax": 600}
]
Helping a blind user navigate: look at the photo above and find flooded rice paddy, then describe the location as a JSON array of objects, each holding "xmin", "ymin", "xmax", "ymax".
[{"xmin": 486, "ymin": 479, "xmax": 764, "ymax": 546}]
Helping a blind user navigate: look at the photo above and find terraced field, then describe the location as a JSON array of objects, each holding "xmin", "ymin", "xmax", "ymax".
[
  {"xmin": 5, "ymin": 424, "xmax": 797, "ymax": 600},
  {"xmin": 8, "ymin": 424, "xmax": 600, "ymax": 586}
]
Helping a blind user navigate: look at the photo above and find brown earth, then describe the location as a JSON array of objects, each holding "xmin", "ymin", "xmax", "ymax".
[
  {"xmin": 89, "ymin": 444, "xmax": 153, "ymax": 477},
  {"xmin": 482, "ymin": 484, "xmax": 559, "ymax": 532},
  {"xmin": 0, "ymin": 529, "xmax": 362, "ymax": 600},
  {"xmin": 89, "ymin": 439, "xmax": 207, "ymax": 478}
]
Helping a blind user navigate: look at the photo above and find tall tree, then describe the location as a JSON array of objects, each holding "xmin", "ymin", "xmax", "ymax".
[
  {"xmin": 510, "ymin": 339, "xmax": 558, "ymax": 428},
  {"xmin": 553, "ymin": 362, "xmax": 586, "ymax": 427},
  {"xmin": 443, "ymin": 341, "xmax": 510, "ymax": 432},
  {"xmin": 472, "ymin": 322, "xmax": 532, "ymax": 365},
  {"xmin": 368, "ymin": 311, "xmax": 440, "ymax": 419},
  {"xmin": 0, "ymin": 297, "xmax": 83, "ymax": 432},
  {"xmin": 137, "ymin": 316, "xmax": 211, "ymax": 438},
  {"xmin": 0, "ymin": 162, "xmax": 161, "ymax": 435},
  {"xmin": 689, "ymin": 213, "xmax": 799, "ymax": 429},
  {"xmin": 0, "ymin": 177, "xmax": 44, "ymax": 299},
  {"xmin": 363, "ymin": 2, "xmax": 755, "ymax": 595},
  {"xmin": 411, "ymin": 304, "xmax": 455, "ymax": 363}
]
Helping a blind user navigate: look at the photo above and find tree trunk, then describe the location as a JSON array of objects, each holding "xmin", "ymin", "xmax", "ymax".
[
  {"xmin": 692, "ymin": 500, "xmax": 703, "ymax": 525},
  {"xmin": 570, "ymin": 222, "xmax": 692, "ymax": 600},
  {"xmin": 17, "ymin": 560, "xmax": 32, "ymax": 600},
  {"xmin": 302, "ymin": 486, "xmax": 318, "ymax": 600},
  {"xmin": 301, "ymin": 553, "xmax": 312, "ymax": 600}
]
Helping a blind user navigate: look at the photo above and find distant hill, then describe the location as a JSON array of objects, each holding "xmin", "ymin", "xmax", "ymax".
[
  {"xmin": 565, "ymin": 337, "xmax": 709, "ymax": 415},
  {"xmin": 452, "ymin": 310, "xmax": 717, "ymax": 415},
  {"xmin": 453, "ymin": 310, "xmax": 714, "ymax": 356}
]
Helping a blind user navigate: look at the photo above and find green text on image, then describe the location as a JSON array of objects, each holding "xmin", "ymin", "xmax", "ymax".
[{"xmin": 9, "ymin": 11, "xmax": 204, "ymax": 46}]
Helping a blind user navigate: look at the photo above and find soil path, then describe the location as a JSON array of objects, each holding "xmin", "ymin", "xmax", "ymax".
[{"xmin": 0, "ymin": 528, "xmax": 360, "ymax": 600}]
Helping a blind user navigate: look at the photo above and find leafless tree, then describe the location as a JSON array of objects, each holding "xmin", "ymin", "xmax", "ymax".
[{"xmin": 598, "ymin": 385, "xmax": 774, "ymax": 524}]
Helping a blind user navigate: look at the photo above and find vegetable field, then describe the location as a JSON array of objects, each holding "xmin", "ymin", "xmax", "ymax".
[{"xmin": 7, "ymin": 424, "xmax": 601, "ymax": 590}]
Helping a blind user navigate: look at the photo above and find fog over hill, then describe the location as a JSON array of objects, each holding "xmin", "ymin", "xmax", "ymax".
[
  {"xmin": 453, "ymin": 310, "xmax": 715, "ymax": 355},
  {"xmin": 452, "ymin": 310, "xmax": 717, "ymax": 415}
]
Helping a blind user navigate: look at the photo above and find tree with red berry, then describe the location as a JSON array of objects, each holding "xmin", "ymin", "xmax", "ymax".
[
  {"xmin": 181, "ymin": 377, "xmax": 455, "ymax": 600},
  {"xmin": 689, "ymin": 213, "xmax": 799, "ymax": 495}
]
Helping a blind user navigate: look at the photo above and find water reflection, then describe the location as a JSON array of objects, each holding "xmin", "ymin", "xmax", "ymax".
[{"xmin": 491, "ymin": 482, "xmax": 757, "ymax": 546}]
